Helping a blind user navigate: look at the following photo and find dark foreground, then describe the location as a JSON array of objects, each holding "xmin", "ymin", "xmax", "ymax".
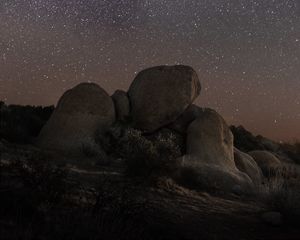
[{"xmin": 1, "ymin": 140, "xmax": 300, "ymax": 240}]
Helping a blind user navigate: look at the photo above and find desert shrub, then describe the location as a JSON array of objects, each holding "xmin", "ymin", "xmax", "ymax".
[
  {"xmin": 121, "ymin": 128, "xmax": 182, "ymax": 177},
  {"xmin": 146, "ymin": 128, "xmax": 186, "ymax": 155},
  {"xmin": 0, "ymin": 102, "xmax": 54, "ymax": 143},
  {"xmin": 95, "ymin": 125, "xmax": 182, "ymax": 177},
  {"xmin": 259, "ymin": 166, "xmax": 300, "ymax": 223}
]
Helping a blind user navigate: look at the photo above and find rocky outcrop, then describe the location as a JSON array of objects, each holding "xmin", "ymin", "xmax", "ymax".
[
  {"xmin": 248, "ymin": 151, "xmax": 281, "ymax": 176},
  {"xmin": 34, "ymin": 65, "xmax": 283, "ymax": 195},
  {"xmin": 168, "ymin": 104, "xmax": 203, "ymax": 134},
  {"xmin": 128, "ymin": 65, "xmax": 201, "ymax": 132},
  {"xmin": 234, "ymin": 148, "xmax": 263, "ymax": 185},
  {"xmin": 179, "ymin": 108, "xmax": 253, "ymax": 193},
  {"xmin": 37, "ymin": 83, "xmax": 115, "ymax": 152},
  {"xmin": 111, "ymin": 90, "xmax": 130, "ymax": 122}
]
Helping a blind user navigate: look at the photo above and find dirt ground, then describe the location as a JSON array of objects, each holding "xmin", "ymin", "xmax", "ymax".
[{"xmin": 1, "ymin": 141, "xmax": 300, "ymax": 240}]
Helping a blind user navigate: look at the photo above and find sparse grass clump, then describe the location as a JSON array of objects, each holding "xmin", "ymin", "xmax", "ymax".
[{"xmin": 259, "ymin": 166, "xmax": 300, "ymax": 223}]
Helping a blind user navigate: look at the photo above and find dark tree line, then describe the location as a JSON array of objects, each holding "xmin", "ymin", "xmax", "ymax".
[{"xmin": 0, "ymin": 101, "xmax": 54, "ymax": 143}]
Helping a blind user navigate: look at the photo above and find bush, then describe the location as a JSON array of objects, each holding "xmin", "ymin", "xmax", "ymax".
[
  {"xmin": 95, "ymin": 125, "xmax": 182, "ymax": 177},
  {"xmin": 124, "ymin": 128, "xmax": 182, "ymax": 176},
  {"xmin": 0, "ymin": 102, "xmax": 54, "ymax": 143}
]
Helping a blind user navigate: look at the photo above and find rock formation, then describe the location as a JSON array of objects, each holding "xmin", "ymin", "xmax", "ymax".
[
  {"xmin": 248, "ymin": 150, "xmax": 281, "ymax": 176},
  {"xmin": 168, "ymin": 104, "xmax": 203, "ymax": 134},
  {"xmin": 37, "ymin": 83, "xmax": 115, "ymax": 152},
  {"xmin": 128, "ymin": 65, "xmax": 201, "ymax": 132},
  {"xmin": 179, "ymin": 108, "xmax": 253, "ymax": 193},
  {"xmin": 111, "ymin": 90, "xmax": 130, "ymax": 122},
  {"xmin": 234, "ymin": 148, "xmax": 263, "ymax": 185},
  {"xmin": 35, "ymin": 65, "xmax": 284, "ymax": 194}
]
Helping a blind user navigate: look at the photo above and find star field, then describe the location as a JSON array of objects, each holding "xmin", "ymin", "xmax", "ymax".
[{"xmin": 0, "ymin": 0, "xmax": 299, "ymax": 141}]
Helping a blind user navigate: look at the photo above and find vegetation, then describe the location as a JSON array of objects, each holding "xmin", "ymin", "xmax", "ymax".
[
  {"xmin": 96, "ymin": 125, "xmax": 183, "ymax": 178},
  {"xmin": 1, "ymin": 103, "xmax": 300, "ymax": 238},
  {"xmin": 231, "ymin": 125, "xmax": 300, "ymax": 165},
  {"xmin": 0, "ymin": 101, "xmax": 54, "ymax": 143},
  {"xmin": 259, "ymin": 166, "xmax": 300, "ymax": 224},
  {"xmin": 0, "ymin": 150, "xmax": 71, "ymax": 238},
  {"xmin": 0, "ymin": 146, "xmax": 149, "ymax": 240}
]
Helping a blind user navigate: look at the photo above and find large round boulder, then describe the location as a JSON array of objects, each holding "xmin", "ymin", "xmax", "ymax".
[
  {"xmin": 186, "ymin": 108, "xmax": 235, "ymax": 167},
  {"xmin": 179, "ymin": 108, "xmax": 253, "ymax": 194},
  {"xmin": 248, "ymin": 150, "xmax": 281, "ymax": 177},
  {"xmin": 111, "ymin": 90, "xmax": 130, "ymax": 122},
  {"xmin": 128, "ymin": 65, "xmax": 201, "ymax": 132},
  {"xmin": 37, "ymin": 83, "xmax": 115, "ymax": 152},
  {"xmin": 234, "ymin": 148, "xmax": 263, "ymax": 186}
]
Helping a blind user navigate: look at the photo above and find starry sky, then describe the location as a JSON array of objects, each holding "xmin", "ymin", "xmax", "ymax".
[{"xmin": 0, "ymin": 0, "xmax": 299, "ymax": 141}]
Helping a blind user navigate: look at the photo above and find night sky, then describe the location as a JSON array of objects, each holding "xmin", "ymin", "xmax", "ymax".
[{"xmin": 0, "ymin": 0, "xmax": 299, "ymax": 141}]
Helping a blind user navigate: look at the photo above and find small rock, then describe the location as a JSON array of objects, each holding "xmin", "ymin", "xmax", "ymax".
[
  {"xmin": 262, "ymin": 212, "xmax": 282, "ymax": 226},
  {"xmin": 232, "ymin": 185, "xmax": 243, "ymax": 195}
]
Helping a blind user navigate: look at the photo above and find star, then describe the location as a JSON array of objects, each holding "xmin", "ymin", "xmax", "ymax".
[{"xmin": 0, "ymin": 0, "xmax": 299, "ymax": 141}]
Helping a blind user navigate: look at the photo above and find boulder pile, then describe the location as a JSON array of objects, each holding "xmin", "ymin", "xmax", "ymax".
[
  {"xmin": 38, "ymin": 65, "xmax": 277, "ymax": 193},
  {"xmin": 248, "ymin": 150, "xmax": 282, "ymax": 176}
]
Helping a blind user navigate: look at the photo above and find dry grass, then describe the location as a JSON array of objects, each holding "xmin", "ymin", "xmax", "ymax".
[
  {"xmin": 259, "ymin": 165, "xmax": 300, "ymax": 222},
  {"xmin": 0, "ymin": 146, "xmax": 150, "ymax": 240}
]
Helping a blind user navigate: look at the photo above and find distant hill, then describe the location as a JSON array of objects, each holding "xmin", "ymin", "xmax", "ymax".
[{"xmin": 231, "ymin": 125, "xmax": 300, "ymax": 164}]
